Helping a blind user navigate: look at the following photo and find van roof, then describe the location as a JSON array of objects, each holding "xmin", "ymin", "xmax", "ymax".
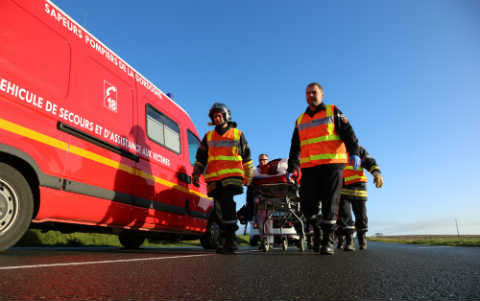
[{"xmin": 48, "ymin": 0, "xmax": 190, "ymax": 117}]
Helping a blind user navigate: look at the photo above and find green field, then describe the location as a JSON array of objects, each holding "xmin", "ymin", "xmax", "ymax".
[
  {"xmin": 14, "ymin": 230, "xmax": 480, "ymax": 248},
  {"xmin": 368, "ymin": 235, "xmax": 480, "ymax": 247}
]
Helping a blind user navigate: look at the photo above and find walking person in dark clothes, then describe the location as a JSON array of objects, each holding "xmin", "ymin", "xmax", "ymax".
[
  {"xmin": 287, "ymin": 82, "xmax": 361, "ymax": 255},
  {"xmin": 337, "ymin": 145, "xmax": 384, "ymax": 251},
  {"xmin": 192, "ymin": 102, "xmax": 254, "ymax": 254}
]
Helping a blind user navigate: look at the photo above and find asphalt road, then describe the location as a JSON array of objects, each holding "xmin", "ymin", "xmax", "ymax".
[{"xmin": 0, "ymin": 242, "xmax": 479, "ymax": 300}]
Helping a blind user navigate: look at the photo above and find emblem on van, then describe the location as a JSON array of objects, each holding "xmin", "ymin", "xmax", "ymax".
[{"xmin": 104, "ymin": 80, "xmax": 118, "ymax": 113}]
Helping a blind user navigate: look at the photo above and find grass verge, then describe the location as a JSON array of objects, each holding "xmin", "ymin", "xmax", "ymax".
[
  {"xmin": 15, "ymin": 229, "xmax": 250, "ymax": 248},
  {"xmin": 368, "ymin": 235, "xmax": 480, "ymax": 247}
]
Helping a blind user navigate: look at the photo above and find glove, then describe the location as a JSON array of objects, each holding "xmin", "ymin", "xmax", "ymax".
[
  {"xmin": 349, "ymin": 155, "xmax": 361, "ymax": 170},
  {"xmin": 285, "ymin": 171, "xmax": 297, "ymax": 183},
  {"xmin": 373, "ymin": 173, "xmax": 384, "ymax": 188},
  {"xmin": 243, "ymin": 163, "xmax": 254, "ymax": 186},
  {"xmin": 192, "ymin": 162, "xmax": 203, "ymax": 187},
  {"xmin": 237, "ymin": 205, "xmax": 247, "ymax": 225},
  {"xmin": 192, "ymin": 175, "xmax": 200, "ymax": 187},
  {"xmin": 286, "ymin": 172, "xmax": 293, "ymax": 183}
]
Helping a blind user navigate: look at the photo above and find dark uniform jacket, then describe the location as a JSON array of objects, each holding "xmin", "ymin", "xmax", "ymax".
[
  {"xmin": 342, "ymin": 145, "xmax": 381, "ymax": 200},
  {"xmin": 287, "ymin": 103, "xmax": 360, "ymax": 173}
]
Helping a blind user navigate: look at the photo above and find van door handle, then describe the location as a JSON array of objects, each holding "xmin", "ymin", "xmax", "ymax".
[
  {"xmin": 185, "ymin": 199, "xmax": 191, "ymax": 215},
  {"xmin": 178, "ymin": 172, "xmax": 192, "ymax": 184}
]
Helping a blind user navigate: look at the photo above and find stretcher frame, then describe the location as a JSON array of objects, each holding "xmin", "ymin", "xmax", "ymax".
[{"xmin": 257, "ymin": 183, "xmax": 306, "ymax": 252}]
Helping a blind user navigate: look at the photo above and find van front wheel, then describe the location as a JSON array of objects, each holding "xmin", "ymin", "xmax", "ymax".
[
  {"xmin": 200, "ymin": 219, "xmax": 220, "ymax": 249},
  {"xmin": 0, "ymin": 163, "xmax": 34, "ymax": 252},
  {"xmin": 118, "ymin": 230, "xmax": 145, "ymax": 249}
]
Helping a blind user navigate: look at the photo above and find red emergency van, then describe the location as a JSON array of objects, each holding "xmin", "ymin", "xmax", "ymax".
[{"xmin": 0, "ymin": 0, "xmax": 217, "ymax": 251}]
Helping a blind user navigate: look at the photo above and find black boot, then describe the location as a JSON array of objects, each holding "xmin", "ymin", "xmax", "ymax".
[
  {"xmin": 312, "ymin": 226, "xmax": 321, "ymax": 253},
  {"xmin": 218, "ymin": 230, "xmax": 237, "ymax": 254},
  {"xmin": 344, "ymin": 233, "xmax": 355, "ymax": 251},
  {"xmin": 337, "ymin": 234, "xmax": 344, "ymax": 249},
  {"xmin": 259, "ymin": 240, "xmax": 266, "ymax": 251},
  {"xmin": 358, "ymin": 231, "xmax": 367, "ymax": 250},
  {"xmin": 222, "ymin": 237, "xmax": 237, "ymax": 254},
  {"xmin": 215, "ymin": 231, "xmax": 226, "ymax": 253},
  {"xmin": 320, "ymin": 231, "xmax": 335, "ymax": 255}
]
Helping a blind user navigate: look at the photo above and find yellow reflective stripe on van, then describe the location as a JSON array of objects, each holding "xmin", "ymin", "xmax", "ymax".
[
  {"xmin": 207, "ymin": 155, "xmax": 242, "ymax": 162},
  {"xmin": 300, "ymin": 134, "xmax": 341, "ymax": 147},
  {"xmin": 69, "ymin": 145, "xmax": 136, "ymax": 175},
  {"xmin": 135, "ymin": 169, "xmax": 200, "ymax": 197},
  {"xmin": 204, "ymin": 168, "xmax": 244, "ymax": 179},
  {"xmin": 0, "ymin": 117, "xmax": 68, "ymax": 151},
  {"xmin": 0, "ymin": 118, "xmax": 210, "ymax": 200},
  {"xmin": 341, "ymin": 188, "xmax": 368, "ymax": 198},
  {"xmin": 299, "ymin": 153, "xmax": 348, "ymax": 163},
  {"xmin": 344, "ymin": 175, "xmax": 368, "ymax": 183},
  {"xmin": 69, "ymin": 148, "xmax": 206, "ymax": 198}
]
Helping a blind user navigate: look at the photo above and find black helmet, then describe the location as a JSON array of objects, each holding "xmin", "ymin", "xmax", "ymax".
[{"xmin": 208, "ymin": 102, "xmax": 231, "ymax": 123}]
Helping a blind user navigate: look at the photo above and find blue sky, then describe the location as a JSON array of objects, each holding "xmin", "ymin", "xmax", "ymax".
[{"xmin": 53, "ymin": 0, "xmax": 480, "ymax": 235}]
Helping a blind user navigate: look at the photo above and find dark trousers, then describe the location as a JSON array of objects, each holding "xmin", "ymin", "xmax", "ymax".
[
  {"xmin": 338, "ymin": 196, "xmax": 368, "ymax": 234},
  {"xmin": 211, "ymin": 181, "xmax": 238, "ymax": 232},
  {"xmin": 299, "ymin": 164, "xmax": 344, "ymax": 233}
]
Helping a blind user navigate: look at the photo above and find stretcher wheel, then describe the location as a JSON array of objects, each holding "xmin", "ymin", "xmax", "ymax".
[
  {"xmin": 306, "ymin": 235, "xmax": 313, "ymax": 250},
  {"xmin": 282, "ymin": 238, "xmax": 288, "ymax": 251},
  {"xmin": 263, "ymin": 238, "xmax": 270, "ymax": 252},
  {"xmin": 299, "ymin": 237, "xmax": 306, "ymax": 252}
]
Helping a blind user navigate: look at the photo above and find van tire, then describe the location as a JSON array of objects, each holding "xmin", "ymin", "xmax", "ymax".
[
  {"xmin": 118, "ymin": 230, "xmax": 145, "ymax": 249},
  {"xmin": 200, "ymin": 219, "xmax": 220, "ymax": 249},
  {"xmin": 249, "ymin": 236, "xmax": 259, "ymax": 246},
  {"xmin": 0, "ymin": 163, "xmax": 34, "ymax": 252}
]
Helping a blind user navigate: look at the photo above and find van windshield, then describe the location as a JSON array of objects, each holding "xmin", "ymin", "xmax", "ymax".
[{"xmin": 187, "ymin": 130, "xmax": 200, "ymax": 166}]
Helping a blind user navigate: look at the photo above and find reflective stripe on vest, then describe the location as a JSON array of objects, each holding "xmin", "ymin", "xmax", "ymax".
[
  {"xmin": 205, "ymin": 128, "xmax": 244, "ymax": 181},
  {"xmin": 296, "ymin": 104, "xmax": 347, "ymax": 168},
  {"xmin": 343, "ymin": 165, "xmax": 368, "ymax": 185},
  {"xmin": 341, "ymin": 188, "xmax": 368, "ymax": 198}
]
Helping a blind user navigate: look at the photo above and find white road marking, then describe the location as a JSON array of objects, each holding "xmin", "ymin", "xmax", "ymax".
[
  {"xmin": 0, "ymin": 254, "xmax": 216, "ymax": 270},
  {"xmin": 0, "ymin": 250, "xmax": 257, "ymax": 270}
]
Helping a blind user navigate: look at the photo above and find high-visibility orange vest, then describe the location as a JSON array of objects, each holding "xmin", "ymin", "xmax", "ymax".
[
  {"xmin": 296, "ymin": 104, "xmax": 348, "ymax": 168},
  {"xmin": 343, "ymin": 165, "xmax": 368, "ymax": 186},
  {"xmin": 205, "ymin": 127, "xmax": 244, "ymax": 182}
]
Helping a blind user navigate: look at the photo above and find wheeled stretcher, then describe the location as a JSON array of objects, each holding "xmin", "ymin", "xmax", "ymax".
[{"xmin": 257, "ymin": 183, "xmax": 306, "ymax": 252}]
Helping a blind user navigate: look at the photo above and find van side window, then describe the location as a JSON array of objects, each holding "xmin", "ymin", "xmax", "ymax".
[
  {"xmin": 146, "ymin": 104, "xmax": 181, "ymax": 153},
  {"xmin": 187, "ymin": 130, "xmax": 201, "ymax": 166}
]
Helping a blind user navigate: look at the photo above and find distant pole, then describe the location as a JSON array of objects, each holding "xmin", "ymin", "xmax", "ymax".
[{"xmin": 455, "ymin": 218, "xmax": 461, "ymax": 240}]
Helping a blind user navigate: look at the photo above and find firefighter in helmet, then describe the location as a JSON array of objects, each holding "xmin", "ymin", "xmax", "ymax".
[{"xmin": 192, "ymin": 102, "xmax": 253, "ymax": 254}]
